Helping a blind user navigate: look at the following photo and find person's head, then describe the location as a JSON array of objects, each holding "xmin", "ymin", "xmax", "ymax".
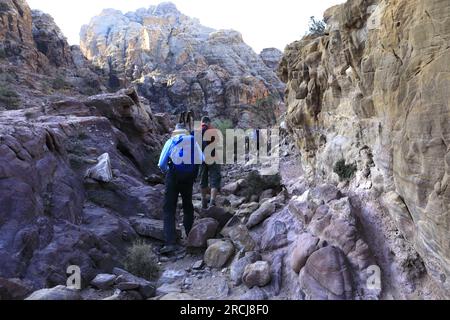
[
  {"xmin": 201, "ymin": 116, "xmax": 212, "ymax": 126},
  {"xmin": 172, "ymin": 122, "xmax": 189, "ymax": 137}
]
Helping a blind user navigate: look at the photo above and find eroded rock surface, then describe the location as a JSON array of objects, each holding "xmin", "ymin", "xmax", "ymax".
[{"xmin": 279, "ymin": 0, "xmax": 450, "ymax": 296}]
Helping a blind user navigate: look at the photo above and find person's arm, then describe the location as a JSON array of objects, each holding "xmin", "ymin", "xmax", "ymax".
[
  {"xmin": 158, "ymin": 139, "xmax": 173, "ymax": 173},
  {"xmin": 194, "ymin": 139, "xmax": 205, "ymax": 165}
]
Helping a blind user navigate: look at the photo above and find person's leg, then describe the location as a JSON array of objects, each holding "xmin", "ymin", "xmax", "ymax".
[
  {"xmin": 209, "ymin": 164, "xmax": 222, "ymax": 207},
  {"xmin": 180, "ymin": 175, "xmax": 195, "ymax": 237},
  {"xmin": 162, "ymin": 172, "xmax": 179, "ymax": 249},
  {"xmin": 200, "ymin": 164, "xmax": 209, "ymax": 209}
]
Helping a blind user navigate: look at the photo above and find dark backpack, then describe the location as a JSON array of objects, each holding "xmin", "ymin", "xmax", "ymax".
[{"xmin": 169, "ymin": 135, "xmax": 198, "ymax": 174}]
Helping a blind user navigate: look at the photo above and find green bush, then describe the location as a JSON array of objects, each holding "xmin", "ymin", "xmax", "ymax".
[
  {"xmin": 0, "ymin": 86, "xmax": 20, "ymax": 109},
  {"xmin": 308, "ymin": 16, "xmax": 326, "ymax": 37},
  {"xmin": 124, "ymin": 240, "xmax": 160, "ymax": 281},
  {"xmin": 333, "ymin": 159, "xmax": 357, "ymax": 181}
]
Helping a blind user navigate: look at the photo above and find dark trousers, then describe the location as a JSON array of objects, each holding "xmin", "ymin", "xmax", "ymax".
[{"xmin": 163, "ymin": 170, "xmax": 195, "ymax": 245}]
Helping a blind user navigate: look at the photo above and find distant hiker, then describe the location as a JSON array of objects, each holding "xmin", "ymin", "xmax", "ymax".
[
  {"xmin": 158, "ymin": 122, "xmax": 204, "ymax": 255},
  {"xmin": 199, "ymin": 116, "xmax": 222, "ymax": 209}
]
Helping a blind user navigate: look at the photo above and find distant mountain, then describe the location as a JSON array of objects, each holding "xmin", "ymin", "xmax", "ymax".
[{"xmin": 80, "ymin": 2, "xmax": 285, "ymax": 128}]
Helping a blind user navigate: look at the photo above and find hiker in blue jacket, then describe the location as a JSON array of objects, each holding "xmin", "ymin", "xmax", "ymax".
[{"xmin": 158, "ymin": 122, "xmax": 204, "ymax": 255}]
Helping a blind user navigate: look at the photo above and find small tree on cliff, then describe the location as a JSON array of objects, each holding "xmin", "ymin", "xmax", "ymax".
[{"xmin": 308, "ymin": 16, "xmax": 326, "ymax": 37}]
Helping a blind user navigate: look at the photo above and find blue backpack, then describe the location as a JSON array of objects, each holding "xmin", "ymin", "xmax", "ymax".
[{"xmin": 169, "ymin": 135, "xmax": 199, "ymax": 174}]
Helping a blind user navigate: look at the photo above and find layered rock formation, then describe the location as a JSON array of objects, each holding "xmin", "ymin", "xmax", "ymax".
[
  {"xmin": 0, "ymin": 0, "xmax": 170, "ymax": 292},
  {"xmin": 279, "ymin": 0, "xmax": 450, "ymax": 295},
  {"xmin": 0, "ymin": 88, "xmax": 168, "ymax": 289},
  {"xmin": 259, "ymin": 48, "xmax": 283, "ymax": 72},
  {"xmin": 0, "ymin": 0, "xmax": 105, "ymax": 112},
  {"xmin": 80, "ymin": 3, "xmax": 285, "ymax": 128}
]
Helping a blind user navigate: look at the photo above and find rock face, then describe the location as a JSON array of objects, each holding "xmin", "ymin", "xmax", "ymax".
[
  {"xmin": 279, "ymin": 0, "xmax": 450, "ymax": 294},
  {"xmin": 0, "ymin": 0, "xmax": 41, "ymax": 67},
  {"xmin": 31, "ymin": 10, "xmax": 75, "ymax": 68},
  {"xmin": 0, "ymin": 88, "xmax": 167, "ymax": 289},
  {"xmin": 259, "ymin": 48, "xmax": 283, "ymax": 71},
  {"xmin": 80, "ymin": 3, "xmax": 285, "ymax": 128}
]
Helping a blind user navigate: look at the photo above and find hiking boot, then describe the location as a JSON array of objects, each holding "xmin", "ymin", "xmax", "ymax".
[{"xmin": 159, "ymin": 245, "xmax": 178, "ymax": 255}]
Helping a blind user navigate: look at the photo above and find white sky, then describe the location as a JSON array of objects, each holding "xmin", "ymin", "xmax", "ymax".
[{"xmin": 27, "ymin": 0, "xmax": 344, "ymax": 53}]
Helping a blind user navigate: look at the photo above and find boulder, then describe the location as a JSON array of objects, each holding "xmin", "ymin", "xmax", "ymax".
[
  {"xmin": 221, "ymin": 217, "xmax": 256, "ymax": 252},
  {"xmin": 310, "ymin": 184, "xmax": 342, "ymax": 205},
  {"xmin": 0, "ymin": 278, "xmax": 33, "ymax": 300},
  {"xmin": 26, "ymin": 286, "xmax": 82, "ymax": 300},
  {"xmin": 204, "ymin": 241, "xmax": 235, "ymax": 269},
  {"xmin": 230, "ymin": 252, "xmax": 262, "ymax": 286},
  {"xmin": 90, "ymin": 274, "xmax": 117, "ymax": 290},
  {"xmin": 200, "ymin": 208, "xmax": 232, "ymax": 229},
  {"xmin": 192, "ymin": 260, "xmax": 204, "ymax": 270},
  {"xmin": 187, "ymin": 218, "xmax": 219, "ymax": 248},
  {"xmin": 264, "ymin": 252, "xmax": 284, "ymax": 296},
  {"xmin": 246, "ymin": 201, "xmax": 276, "ymax": 229},
  {"xmin": 299, "ymin": 246, "xmax": 354, "ymax": 300},
  {"xmin": 222, "ymin": 182, "xmax": 240, "ymax": 194},
  {"xmin": 242, "ymin": 261, "xmax": 272, "ymax": 289},
  {"xmin": 291, "ymin": 233, "xmax": 320, "ymax": 273},
  {"xmin": 85, "ymin": 153, "xmax": 113, "ymax": 183},
  {"xmin": 259, "ymin": 189, "xmax": 275, "ymax": 202},
  {"xmin": 130, "ymin": 217, "xmax": 181, "ymax": 242},
  {"xmin": 288, "ymin": 196, "xmax": 318, "ymax": 225},
  {"xmin": 236, "ymin": 202, "xmax": 260, "ymax": 219},
  {"xmin": 113, "ymin": 268, "xmax": 156, "ymax": 299},
  {"xmin": 260, "ymin": 219, "xmax": 288, "ymax": 251}
]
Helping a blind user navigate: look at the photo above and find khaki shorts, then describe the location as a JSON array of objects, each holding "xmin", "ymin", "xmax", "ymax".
[{"xmin": 200, "ymin": 163, "xmax": 222, "ymax": 190}]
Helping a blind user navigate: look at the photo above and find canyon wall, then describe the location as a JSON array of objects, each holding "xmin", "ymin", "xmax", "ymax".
[{"xmin": 279, "ymin": 0, "xmax": 450, "ymax": 293}]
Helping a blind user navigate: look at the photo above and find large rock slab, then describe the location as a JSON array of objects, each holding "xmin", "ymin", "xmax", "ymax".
[
  {"xmin": 290, "ymin": 233, "xmax": 319, "ymax": 274},
  {"xmin": 130, "ymin": 217, "xmax": 180, "ymax": 242},
  {"xmin": 299, "ymin": 246, "xmax": 354, "ymax": 300},
  {"xmin": 26, "ymin": 286, "xmax": 82, "ymax": 300}
]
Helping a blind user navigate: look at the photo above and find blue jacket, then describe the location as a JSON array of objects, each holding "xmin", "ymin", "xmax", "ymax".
[{"xmin": 158, "ymin": 133, "xmax": 204, "ymax": 174}]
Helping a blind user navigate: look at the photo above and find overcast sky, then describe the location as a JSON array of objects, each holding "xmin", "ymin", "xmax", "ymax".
[{"xmin": 27, "ymin": 0, "xmax": 344, "ymax": 53}]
